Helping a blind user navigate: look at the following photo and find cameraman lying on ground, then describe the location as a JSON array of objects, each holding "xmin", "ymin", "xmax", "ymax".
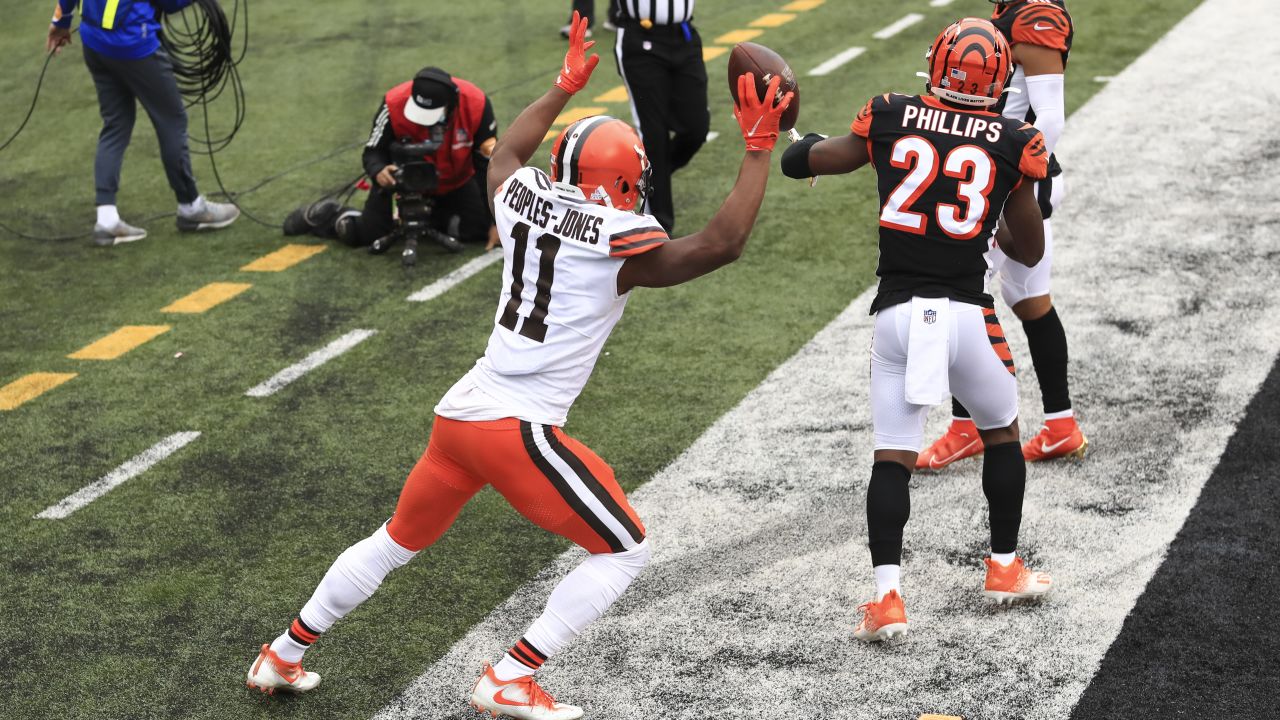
[{"xmin": 286, "ymin": 67, "xmax": 499, "ymax": 249}]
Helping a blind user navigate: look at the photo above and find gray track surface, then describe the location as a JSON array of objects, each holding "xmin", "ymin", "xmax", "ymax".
[{"xmin": 377, "ymin": 1, "xmax": 1280, "ymax": 717}]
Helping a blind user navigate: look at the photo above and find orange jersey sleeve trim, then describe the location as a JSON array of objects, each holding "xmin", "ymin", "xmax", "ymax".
[
  {"xmin": 609, "ymin": 227, "xmax": 668, "ymax": 257},
  {"xmin": 1011, "ymin": 4, "xmax": 1070, "ymax": 52},
  {"xmin": 850, "ymin": 96, "xmax": 878, "ymax": 138},
  {"xmin": 1018, "ymin": 126, "xmax": 1050, "ymax": 180}
]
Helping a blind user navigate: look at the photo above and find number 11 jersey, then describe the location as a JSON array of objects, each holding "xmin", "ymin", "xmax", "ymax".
[
  {"xmin": 852, "ymin": 93, "xmax": 1048, "ymax": 314},
  {"xmin": 435, "ymin": 166, "xmax": 669, "ymax": 427}
]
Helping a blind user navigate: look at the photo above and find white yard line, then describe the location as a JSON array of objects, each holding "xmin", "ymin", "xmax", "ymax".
[
  {"xmin": 809, "ymin": 46, "xmax": 866, "ymax": 77},
  {"xmin": 35, "ymin": 432, "xmax": 201, "ymax": 519},
  {"xmin": 705, "ymin": 131, "xmax": 720, "ymax": 143},
  {"xmin": 929, "ymin": 0, "xmax": 955, "ymax": 7},
  {"xmin": 245, "ymin": 329, "xmax": 377, "ymax": 398},
  {"xmin": 406, "ymin": 251, "xmax": 503, "ymax": 303},
  {"xmin": 873, "ymin": 13, "xmax": 924, "ymax": 40},
  {"xmin": 376, "ymin": 1, "xmax": 1280, "ymax": 717}
]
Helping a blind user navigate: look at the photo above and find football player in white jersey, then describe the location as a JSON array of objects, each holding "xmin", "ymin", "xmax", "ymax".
[{"xmin": 245, "ymin": 14, "xmax": 793, "ymax": 720}]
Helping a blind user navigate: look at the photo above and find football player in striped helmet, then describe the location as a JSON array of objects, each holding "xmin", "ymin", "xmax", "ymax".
[{"xmin": 919, "ymin": 0, "xmax": 1086, "ymax": 469}]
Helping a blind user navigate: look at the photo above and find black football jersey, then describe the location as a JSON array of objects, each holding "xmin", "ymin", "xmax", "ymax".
[
  {"xmin": 851, "ymin": 93, "xmax": 1048, "ymax": 313},
  {"xmin": 991, "ymin": 0, "xmax": 1073, "ymax": 66}
]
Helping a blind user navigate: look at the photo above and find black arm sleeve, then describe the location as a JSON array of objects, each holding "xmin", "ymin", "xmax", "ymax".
[
  {"xmin": 362, "ymin": 101, "xmax": 394, "ymax": 180},
  {"xmin": 780, "ymin": 133, "xmax": 825, "ymax": 179},
  {"xmin": 472, "ymin": 96, "xmax": 498, "ymax": 176}
]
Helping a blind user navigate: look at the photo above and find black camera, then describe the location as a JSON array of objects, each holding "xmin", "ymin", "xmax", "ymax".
[{"xmin": 369, "ymin": 137, "xmax": 462, "ymax": 264}]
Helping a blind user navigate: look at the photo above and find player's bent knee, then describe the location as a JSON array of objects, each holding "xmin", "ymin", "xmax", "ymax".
[
  {"xmin": 603, "ymin": 537, "xmax": 652, "ymax": 576},
  {"xmin": 977, "ymin": 421, "xmax": 1021, "ymax": 447},
  {"xmin": 1012, "ymin": 294, "xmax": 1053, "ymax": 321}
]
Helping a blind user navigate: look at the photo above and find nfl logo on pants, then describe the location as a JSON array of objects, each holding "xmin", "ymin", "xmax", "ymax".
[{"xmin": 923, "ymin": 309, "xmax": 937, "ymax": 325}]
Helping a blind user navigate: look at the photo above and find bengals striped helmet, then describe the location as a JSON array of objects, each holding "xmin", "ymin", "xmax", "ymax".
[
  {"xmin": 922, "ymin": 18, "xmax": 1012, "ymax": 107},
  {"xmin": 549, "ymin": 116, "xmax": 651, "ymax": 212}
]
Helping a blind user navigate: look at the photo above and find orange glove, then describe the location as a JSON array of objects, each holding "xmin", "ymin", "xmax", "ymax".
[
  {"xmin": 556, "ymin": 11, "xmax": 600, "ymax": 95},
  {"xmin": 733, "ymin": 73, "xmax": 794, "ymax": 153}
]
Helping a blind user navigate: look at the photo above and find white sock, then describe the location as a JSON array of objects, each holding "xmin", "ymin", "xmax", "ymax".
[
  {"xmin": 991, "ymin": 551, "xmax": 1017, "ymax": 566},
  {"xmin": 268, "ymin": 633, "xmax": 310, "ymax": 664},
  {"xmin": 873, "ymin": 564, "xmax": 901, "ymax": 600},
  {"xmin": 96, "ymin": 205, "xmax": 120, "ymax": 227},
  {"xmin": 178, "ymin": 195, "xmax": 206, "ymax": 216},
  {"xmin": 492, "ymin": 540, "xmax": 652, "ymax": 682},
  {"xmin": 1043, "ymin": 409, "xmax": 1074, "ymax": 421},
  {"xmin": 275, "ymin": 523, "xmax": 417, "ymax": 661}
]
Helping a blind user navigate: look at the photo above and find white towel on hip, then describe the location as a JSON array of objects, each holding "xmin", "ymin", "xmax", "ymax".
[{"xmin": 904, "ymin": 296, "xmax": 951, "ymax": 406}]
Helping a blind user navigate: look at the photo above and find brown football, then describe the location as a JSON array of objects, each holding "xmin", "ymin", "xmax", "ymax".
[{"xmin": 727, "ymin": 42, "xmax": 800, "ymax": 131}]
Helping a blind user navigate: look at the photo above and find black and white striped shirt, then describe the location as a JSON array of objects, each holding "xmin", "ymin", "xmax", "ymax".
[{"xmin": 618, "ymin": 0, "xmax": 694, "ymax": 26}]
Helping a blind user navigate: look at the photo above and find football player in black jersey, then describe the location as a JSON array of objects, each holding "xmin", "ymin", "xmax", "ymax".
[
  {"xmin": 781, "ymin": 17, "xmax": 1053, "ymax": 641},
  {"xmin": 920, "ymin": 0, "xmax": 1086, "ymax": 470}
]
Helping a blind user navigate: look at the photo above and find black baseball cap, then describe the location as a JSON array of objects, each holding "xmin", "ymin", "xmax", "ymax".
[{"xmin": 405, "ymin": 67, "xmax": 456, "ymax": 126}]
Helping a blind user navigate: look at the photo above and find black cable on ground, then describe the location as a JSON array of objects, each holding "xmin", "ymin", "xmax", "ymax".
[{"xmin": 0, "ymin": 48, "xmax": 58, "ymax": 154}]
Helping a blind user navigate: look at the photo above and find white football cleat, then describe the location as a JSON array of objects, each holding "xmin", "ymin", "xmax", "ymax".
[
  {"xmin": 469, "ymin": 663, "xmax": 583, "ymax": 720},
  {"xmin": 983, "ymin": 557, "xmax": 1052, "ymax": 604},
  {"xmin": 246, "ymin": 644, "xmax": 321, "ymax": 694}
]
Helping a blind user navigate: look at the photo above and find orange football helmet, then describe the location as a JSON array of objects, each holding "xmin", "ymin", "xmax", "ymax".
[
  {"xmin": 922, "ymin": 18, "xmax": 1012, "ymax": 107},
  {"xmin": 549, "ymin": 116, "xmax": 651, "ymax": 211}
]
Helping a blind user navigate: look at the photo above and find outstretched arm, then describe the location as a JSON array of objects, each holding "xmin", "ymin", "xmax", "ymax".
[
  {"xmin": 617, "ymin": 74, "xmax": 793, "ymax": 293},
  {"xmin": 487, "ymin": 11, "xmax": 599, "ymax": 207}
]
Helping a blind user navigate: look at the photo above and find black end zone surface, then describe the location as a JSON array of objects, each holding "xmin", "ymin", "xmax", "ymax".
[{"xmin": 1071, "ymin": 355, "xmax": 1280, "ymax": 719}]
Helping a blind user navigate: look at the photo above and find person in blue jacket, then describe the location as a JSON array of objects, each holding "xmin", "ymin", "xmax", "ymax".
[{"xmin": 46, "ymin": 0, "xmax": 239, "ymax": 246}]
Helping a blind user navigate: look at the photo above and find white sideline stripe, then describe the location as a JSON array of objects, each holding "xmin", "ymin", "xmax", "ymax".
[
  {"xmin": 406, "ymin": 251, "xmax": 503, "ymax": 303},
  {"xmin": 929, "ymin": 0, "xmax": 955, "ymax": 6},
  {"xmin": 35, "ymin": 432, "xmax": 201, "ymax": 519},
  {"xmin": 376, "ymin": 2, "xmax": 1280, "ymax": 717},
  {"xmin": 809, "ymin": 47, "xmax": 866, "ymax": 77},
  {"xmin": 872, "ymin": 13, "xmax": 924, "ymax": 40},
  {"xmin": 245, "ymin": 329, "xmax": 377, "ymax": 398}
]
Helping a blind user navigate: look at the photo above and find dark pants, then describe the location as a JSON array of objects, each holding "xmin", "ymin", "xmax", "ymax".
[
  {"xmin": 83, "ymin": 45, "xmax": 199, "ymax": 206},
  {"xmin": 570, "ymin": 0, "xmax": 619, "ymax": 25},
  {"xmin": 614, "ymin": 23, "xmax": 710, "ymax": 233},
  {"xmin": 351, "ymin": 174, "xmax": 492, "ymax": 247}
]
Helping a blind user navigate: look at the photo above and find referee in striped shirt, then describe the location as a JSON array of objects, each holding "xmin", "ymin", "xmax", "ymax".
[{"xmin": 612, "ymin": 0, "xmax": 708, "ymax": 233}]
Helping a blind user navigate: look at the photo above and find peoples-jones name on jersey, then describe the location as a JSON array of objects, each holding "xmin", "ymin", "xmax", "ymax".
[{"xmin": 502, "ymin": 174, "xmax": 606, "ymax": 246}]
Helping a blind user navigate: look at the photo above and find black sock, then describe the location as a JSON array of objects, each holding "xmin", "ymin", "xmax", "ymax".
[
  {"xmin": 867, "ymin": 461, "xmax": 912, "ymax": 566},
  {"xmin": 982, "ymin": 442, "xmax": 1025, "ymax": 554},
  {"xmin": 1023, "ymin": 306, "xmax": 1072, "ymax": 414},
  {"xmin": 952, "ymin": 397, "xmax": 972, "ymax": 420}
]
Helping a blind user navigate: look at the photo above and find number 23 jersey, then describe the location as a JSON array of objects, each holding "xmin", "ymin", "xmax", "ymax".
[
  {"xmin": 435, "ymin": 166, "xmax": 668, "ymax": 427},
  {"xmin": 852, "ymin": 93, "xmax": 1048, "ymax": 313}
]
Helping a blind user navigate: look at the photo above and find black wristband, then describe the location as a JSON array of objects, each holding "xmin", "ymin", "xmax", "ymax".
[{"xmin": 780, "ymin": 133, "xmax": 825, "ymax": 179}]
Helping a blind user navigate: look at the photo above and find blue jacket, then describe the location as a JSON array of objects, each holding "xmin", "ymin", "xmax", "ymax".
[{"xmin": 53, "ymin": 0, "xmax": 193, "ymax": 60}]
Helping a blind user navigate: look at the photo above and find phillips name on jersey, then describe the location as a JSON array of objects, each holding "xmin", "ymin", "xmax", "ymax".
[{"xmin": 851, "ymin": 93, "xmax": 1048, "ymax": 313}]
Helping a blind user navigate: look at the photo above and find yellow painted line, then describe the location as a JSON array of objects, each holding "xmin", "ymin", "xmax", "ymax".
[
  {"xmin": 751, "ymin": 13, "xmax": 796, "ymax": 28},
  {"xmin": 553, "ymin": 106, "xmax": 609, "ymax": 126},
  {"xmin": 0, "ymin": 372, "xmax": 77, "ymax": 411},
  {"xmin": 703, "ymin": 46, "xmax": 729, "ymax": 61},
  {"xmin": 716, "ymin": 29, "xmax": 764, "ymax": 44},
  {"xmin": 68, "ymin": 325, "xmax": 170, "ymax": 361},
  {"xmin": 543, "ymin": 129, "xmax": 559, "ymax": 143},
  {"xmin": 161, "ymin": 282, "xmax": 253, "ymax": 314},
  {"xmin": 783, "ymin": 0, "xmax": 825, "ymax": 10},
  {"xmin": 594, "ymin": 85, "xmax": 630, "ymax": 103},
  {"xmin": 241, "ymin": 243, "xmax": 327, "ymax": 272}
]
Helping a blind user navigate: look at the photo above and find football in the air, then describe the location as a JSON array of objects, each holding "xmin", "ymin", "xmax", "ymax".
[{"xmin": 728, "ymin": 42, "xmax": 801, "ymax": 131}]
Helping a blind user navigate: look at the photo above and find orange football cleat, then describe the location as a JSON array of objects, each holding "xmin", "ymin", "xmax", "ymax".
[
  {"xmin": 1022, "ymin": 416, "xmax": 1088, "ymax": 462},
  {"xmin": 916, "ymin": 418, "xmax": 985, "ymax": 471},
  {"xmin": 246, "ymin": 644, "xmax": 320, "ymax": 694},
  {"xmin": 469, "ymin": 663, "xmax": 583, "ymax": 720},
  {"xmin": 853, "ymin": 589, "xmax": 908, "ymax": 642},
  {"xmin": 982, "ymin": 557, "xmax": 1052, "ymax": 604}
]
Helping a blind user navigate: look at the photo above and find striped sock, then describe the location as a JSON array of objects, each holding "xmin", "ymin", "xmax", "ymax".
[
  {"xmin": 492, "ymin": 637, "xmax": 547, "ymax": 681},
  {"xmin": 270, "ymin": 617, "xmax": 320, "ymax": 664}
]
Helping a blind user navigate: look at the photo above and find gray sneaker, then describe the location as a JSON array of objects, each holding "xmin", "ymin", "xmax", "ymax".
[
  {"xmin": 92, "ymin": 220, "xmax": 148, "ymax": 246},
  {"xmin": 176, "ymin": 200, "xmax": 240, "ymax": 232}
]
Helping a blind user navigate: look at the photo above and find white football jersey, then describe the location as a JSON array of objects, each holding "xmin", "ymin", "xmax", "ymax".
[{"xmin": 435, "ymin": 166, "xmax": 668, "ymax": 426}]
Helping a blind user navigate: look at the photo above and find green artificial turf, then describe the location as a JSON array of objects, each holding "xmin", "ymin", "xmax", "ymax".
[{"xmin": 0, "ymin": 1, "xmax": 1202, "ymax": 717}]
